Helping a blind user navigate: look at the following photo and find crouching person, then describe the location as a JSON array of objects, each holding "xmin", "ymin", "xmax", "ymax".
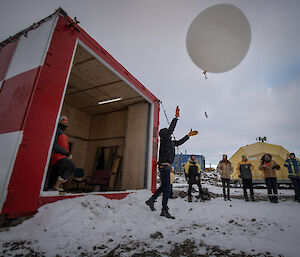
[
  {"xmin": 237, "ymin": 155, "xmax": 255, "ymax": 202},
  {"xmin": 51, "ymin": 116, "xmax": 76, "ymax": 192},
  {"xmin": 185, "ymin": 155, "xmax": 204, "ymax": 202},
  {"xmin": 259, "ymin": 154, "xmax": 280, "ymax": 203}
]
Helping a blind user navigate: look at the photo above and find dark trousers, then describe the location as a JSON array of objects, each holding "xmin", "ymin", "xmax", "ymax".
[
  {"xmin": 290, "ymin": 176, "xmax": 300, "ymax": 200},
  {"xmin": 265, "ymin": 177, "xmax": 278, "ymax": 195},
  {"xmin": 242, "ymin": 178, "xmax": 254, "ymax": 197},
  {"xmin": 152, "ymin": 166, "xmax": 170, "ymax": 210},
  {"xmin": 52, "ymin": 158, "xmax": 76, "ymax": 180},
  {"xmin": 188, "ymin": 179, "xmax": 204, "ymax": 197},
  {"xmin": 221, "ymin": 178, "xmax": 230, "ymax": 198}
]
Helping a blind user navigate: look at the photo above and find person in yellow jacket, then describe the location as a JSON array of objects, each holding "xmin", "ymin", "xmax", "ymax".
[
  {"xmin": 237, "ymin": 155, "xmax": 255, "ymax": 201},
  {"xmin": 184, "ymin": 155, "xmax": 204, "ymax": 202}
]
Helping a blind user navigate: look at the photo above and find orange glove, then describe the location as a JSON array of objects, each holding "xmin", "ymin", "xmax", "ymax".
[
  {"xmin": 188, "ymin": 129, "xmax": 198, "ymax": 137},
  {"xmin": 175, "ymin": 106, "xmax": 180, "ymax": 118}
]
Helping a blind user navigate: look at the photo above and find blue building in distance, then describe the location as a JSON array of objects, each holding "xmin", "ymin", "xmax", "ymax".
[{"xmin": 172, "ymin": 154, "xmax": 205, "ymax": 172}]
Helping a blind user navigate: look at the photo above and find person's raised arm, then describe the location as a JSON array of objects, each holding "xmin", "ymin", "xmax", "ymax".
[
  {"xmin": 174, "ymin": 128, "xmax": 198, "ymax": 147},
  {"xmin": 173, "ymin": 135, "xmax": 189, "ymax": 147},
  {"xmin": 165, "ymin": 106, "xmax": 180, "ymax": 137},
  {"xmin": 166, "ymin": 118, "xmax": 178, "ymax": 138}
]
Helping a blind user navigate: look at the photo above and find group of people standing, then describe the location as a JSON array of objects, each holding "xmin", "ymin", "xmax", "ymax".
[
  {"xmin": 217, "ymin": 153, "xmax": 300, "ymax": 203},
  {"xmin": 217, "ymin": 154, "xmax": 258, "ymax": 202}
]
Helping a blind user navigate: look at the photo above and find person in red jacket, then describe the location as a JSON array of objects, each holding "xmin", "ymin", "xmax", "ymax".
[{"xmin": 51, "ymin": 116, "xmax": 76, "ymax": 192}]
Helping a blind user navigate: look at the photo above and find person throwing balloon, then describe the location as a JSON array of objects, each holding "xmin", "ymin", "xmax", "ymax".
[{"xmin": 146, "ymin": 106, "xmax": 198, "ymax": 219}]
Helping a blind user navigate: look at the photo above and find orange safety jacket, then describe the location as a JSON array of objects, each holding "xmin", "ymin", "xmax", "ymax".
[{"xmin": 50, "ymin": 129, "xmax": 70, "ymax": 166}]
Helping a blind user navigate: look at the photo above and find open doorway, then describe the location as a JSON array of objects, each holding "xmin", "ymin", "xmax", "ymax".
[{"xmin": 43, "ymin": 43, "xmax": 152, "ymax": 194}]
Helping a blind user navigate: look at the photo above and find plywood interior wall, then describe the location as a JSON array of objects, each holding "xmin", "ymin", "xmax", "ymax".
[
  {"xmin": 61, "ymin": 103, "xmax": 128, "ymax": 178},
  {"xmin": 61, "ymin": 101, "xmax": 149, "ymax": 188},
  {"xmin": 84, "ymin": 110, "xmax": 128, "ymax": 178},
  {"xmin": 122, "ymin": 102, "xmax": 149, "ymax": 190}
]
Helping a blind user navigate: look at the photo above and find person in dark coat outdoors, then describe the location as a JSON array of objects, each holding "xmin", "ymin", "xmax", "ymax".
[
  {"xmin": 51, "ymin": 116, "xmax": 76, "ymax": 192},
  {"xmin": 237, "ymin": 155, "xmax": 255, "ymax": 201},
  {"xmin": 184, "ymin": 155, "xmax": 204, "ymax": 202},
  {"xmin": 284, "ymin": 153, "xmax": 300, "ymax": 202},
  {"xmin": 145, "ymin": 106, "xmax": 198, "ymax": 219}
]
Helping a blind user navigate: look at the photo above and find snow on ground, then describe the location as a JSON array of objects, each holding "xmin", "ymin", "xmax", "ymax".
[{"xmin": 0, "ymin": 178, "xmax": 299, "ymax": 257}]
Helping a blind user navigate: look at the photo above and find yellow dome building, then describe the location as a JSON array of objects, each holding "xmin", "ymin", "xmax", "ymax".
[{"xmin": 229, "ymin": 142, "xmax": 291, "ymax": 184}]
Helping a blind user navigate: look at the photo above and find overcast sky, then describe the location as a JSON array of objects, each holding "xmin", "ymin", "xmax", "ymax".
[{"xmin": 1, "ymin": 0, "xmax": 300, "ymax": 166}]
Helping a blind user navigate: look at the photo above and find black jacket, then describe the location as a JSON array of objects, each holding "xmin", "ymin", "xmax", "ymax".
[
  {"xmin": 158, "ymin": 118, "xmax": 189, "ymax": 165},
  {"xmin": 237, "ymin": 161, "xmax": 253, "ymax": 179}
]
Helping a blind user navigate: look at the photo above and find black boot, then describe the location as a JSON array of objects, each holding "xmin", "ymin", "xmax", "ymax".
[
  {"xmin": 250, "ymin": 195, "xmax": 255, "ymax": 202},
  {"xmin": 188, "ymin": 196, "xmax": 192, "ymax": 202},
  {"xmin": 273, "ymin": 195, "xmax": 278, "ymax": 203},
  {"xmin": 268, "ymin": 196, "xmax": 274, "ymax": 203},
  {"xmin": 245, "ymin": 195, "xmax": 249, "ymax": 202},
  {"xmin": 160, "ymin": 207, "xmax": 175, "ymax": 219},
  {"xmin": 145, "ymin": 197, "xmax": 156, "ymax": 211},
  {"xmin": 223, "ymin": 194, "xmax": 227, "ymax": 201}
]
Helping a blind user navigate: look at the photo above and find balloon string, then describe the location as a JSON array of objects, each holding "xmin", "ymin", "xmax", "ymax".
[
  {"xmin": 203, "ymin": 71, "xmax": 208, "ymax": 118},
  {"xmin": 158, "ymin": 100, "xmax": 170, "ymax": 126},
  {"xmin": 157, "ymin": 99, "xmax": 177, "ymax": 141}
]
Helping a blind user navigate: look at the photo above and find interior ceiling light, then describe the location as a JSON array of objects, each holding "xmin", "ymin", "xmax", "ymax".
[{"xmin": 98, "ymin": 97, "xmax": 122, "ymax": 105}]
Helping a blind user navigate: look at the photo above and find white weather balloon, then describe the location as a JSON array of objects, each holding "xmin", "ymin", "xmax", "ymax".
[{"xmin": 186, "ymin": 4, "xmax": 251, "ymax": 73}]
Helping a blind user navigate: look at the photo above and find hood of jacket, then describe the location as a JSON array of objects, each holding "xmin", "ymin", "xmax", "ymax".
[{"xmin": 159, "ymin": 128, "xmax": 170, "ymax": 140}]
